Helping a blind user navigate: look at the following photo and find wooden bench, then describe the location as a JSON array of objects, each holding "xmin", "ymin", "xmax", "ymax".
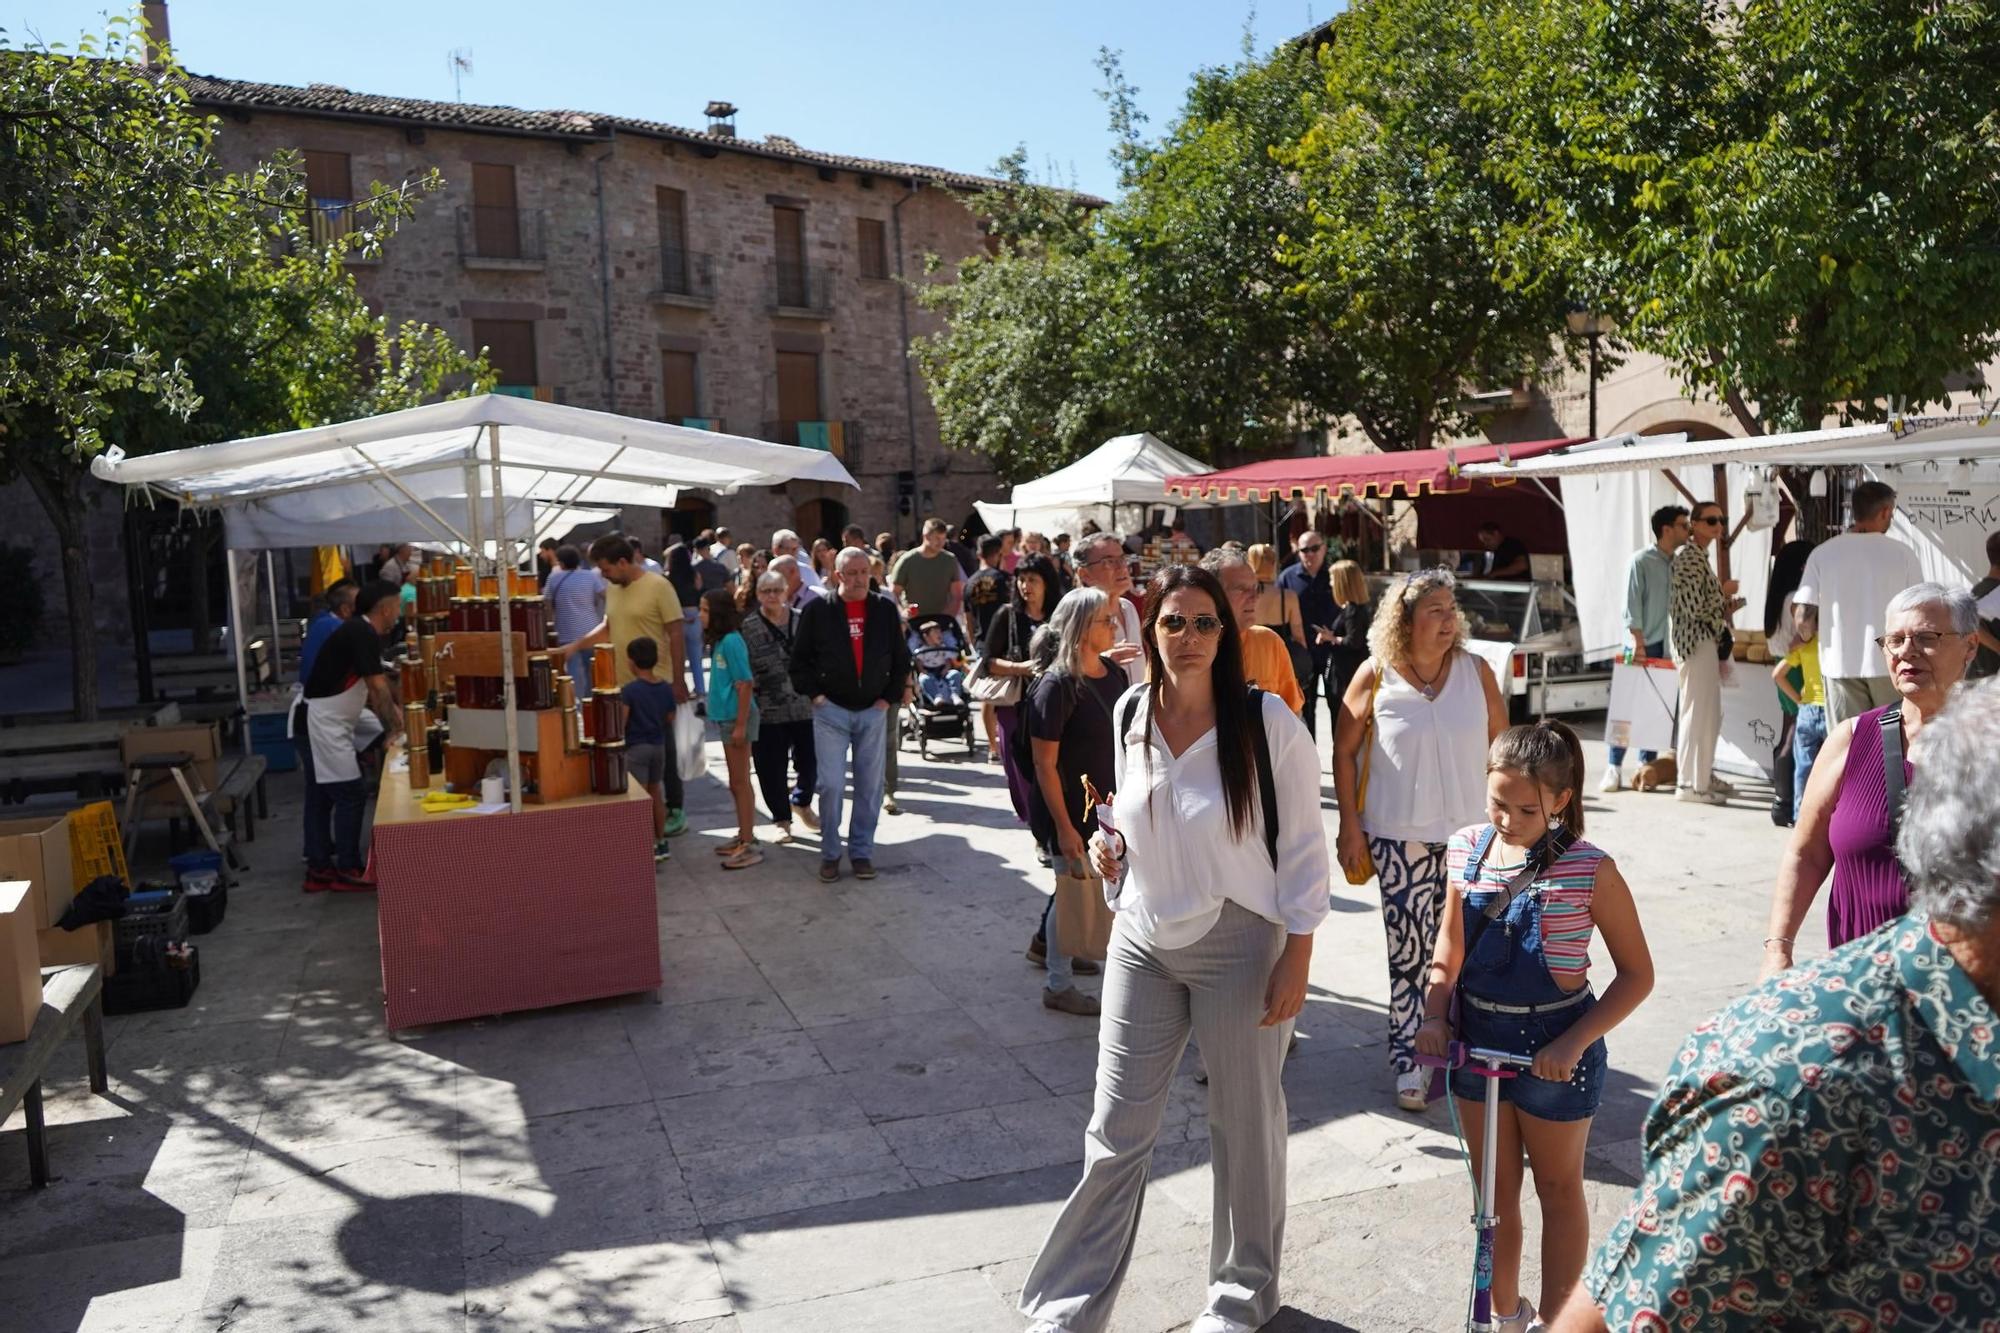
[
  {"xmin": 0, "ymin": 705, "xmax": 182, "ymax": 805},
  {"xmin": 0, "ymin": 964, "xmax": 108, "ymax": 1188},
  {"xmin": 207, "ymin": 754, "xmax": 270, "ymax": 845}
]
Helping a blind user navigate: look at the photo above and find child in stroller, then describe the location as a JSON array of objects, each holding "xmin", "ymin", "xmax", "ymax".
[{"xmin": 903, "ymin": 613, "xmax": 976, "ymax": 757}]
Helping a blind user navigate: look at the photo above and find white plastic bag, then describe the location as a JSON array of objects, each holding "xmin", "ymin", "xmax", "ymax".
[{"xmin": 674, "ymin": 704, "xmax": 707, "ymax": 781}]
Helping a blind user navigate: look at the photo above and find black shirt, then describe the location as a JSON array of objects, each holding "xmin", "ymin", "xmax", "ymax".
[
  {"xmin": 1467, "ymin": 536, "xmax": 1530, "ymax": 580},
  {"xmin": 304, "ymin": 617, "xmax": 386, "ymax": 699},
  {"xmin": 964, "ymin": 567, "xmax": 1013, "ymax": 646},
  {"xmin": 1278, "ymin": 563, "xmax": 1337, "ymax": 658},
  {"xmin": 983, "ymin": 605, "xmax": 1044, "ymax": 665},
  {"xmin": 1027, "ymin": 665, "xmax": 1128, "ymax": 838}
]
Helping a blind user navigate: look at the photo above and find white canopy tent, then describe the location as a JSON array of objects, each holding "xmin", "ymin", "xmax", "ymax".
[
  {"xmin": 95, "ymin": 395, "xmax": 858, "ymax": 811},
  {"xmin": 973, "ymin": 432, "xmax": 1237, "ymax": 535}
]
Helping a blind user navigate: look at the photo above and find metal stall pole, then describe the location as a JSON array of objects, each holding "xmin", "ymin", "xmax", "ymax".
[
  {"xmin": 224, "ymin": 547, "xmax": 252, "ymax": 756},
  {"xmin": 488, "ymin": 424, "xmax": 523, "ymax": 814},
  {"xmin": 264, "ymin": 550, "xmax": 283, "ymax": 688}
]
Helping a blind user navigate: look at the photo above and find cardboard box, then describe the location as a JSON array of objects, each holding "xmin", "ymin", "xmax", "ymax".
[
  {"xmin": 0, "ymin": 813, "xmax": 75, "ymax": 929},
  {"xmin": 37, "ymin": 920, "xmax": 113, "ymax": 977},
  {"xmin": 120, "ymin": 721, "xmax": 222, "ymax": 816},
  {"xmin": 0, "ymin": 882, "xmax": 44, "ymax": 1045}
]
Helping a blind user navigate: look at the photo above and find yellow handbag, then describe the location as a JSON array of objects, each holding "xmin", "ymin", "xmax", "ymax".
[{"xmin": 1344, "ymin": 663, "xmax": 1383, "ymax": 886}]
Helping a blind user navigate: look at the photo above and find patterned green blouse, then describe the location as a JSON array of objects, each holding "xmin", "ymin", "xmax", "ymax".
[{"xmin": 1586, "ymin": 913, "xmax": 2000, "ymax": 1332}]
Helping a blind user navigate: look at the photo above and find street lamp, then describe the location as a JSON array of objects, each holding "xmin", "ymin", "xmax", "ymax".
[{"xmin": 1566, "ymin": 307, "xmax": 1610, "ymax": 438}]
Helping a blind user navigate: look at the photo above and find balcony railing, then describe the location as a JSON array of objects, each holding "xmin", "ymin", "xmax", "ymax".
[
  {"xmin": 309, "ymin": 198, "xmax": 354, "ymax": 247},
  {"xmin": 457, "ymin": 205, "xmax": 546, "ymax": 265},
  {"xmin": 764, "ymin": 419, "xmax": 862, "ymax": 468},
  {"xmin": 768, "ymin": 261, "xmax": 833, "ymax": 315},
  {"xmin": 655, "ymin": 247, "xmax": 717, "ymax": 303}
]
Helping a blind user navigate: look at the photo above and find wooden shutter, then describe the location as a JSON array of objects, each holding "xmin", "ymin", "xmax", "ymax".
[
  {"xmin": 661, "ymin": 351, "xmax": 699, "ymax": 419},
  {"xmin": 857, "ymin": 217, "xmax": 888, "ymax": 280},
  {"xmin": 472, "ymin": 318, "xmax": 537, "ymax": 388},
  {"xmin": 775, "ymin": 350, "xmax": 822, "ymax": 428},
  {"xmin": 657, "ymin": 187, "xmax": 689, "ymax": 292},
  {"xmin": 304, "ymin": 150, "xmax": 351, "ymax": 202},
  {"xmin": 471, "ymin": 163, "xmax": 520, "ymax": 258},
  {"xmin": 773, "ymin": 206, "xmax": 806, "ymax": 304}
]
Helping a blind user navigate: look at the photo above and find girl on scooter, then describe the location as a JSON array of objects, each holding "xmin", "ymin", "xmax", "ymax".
[{"xmin": 1415, "ymin": 721, "xmax": 1654, "ymax": 1332}]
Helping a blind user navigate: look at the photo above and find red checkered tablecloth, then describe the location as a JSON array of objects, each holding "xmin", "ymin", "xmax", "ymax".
[{"xmin": 373, "ymin": 797, "xmax": 660, "ymax": 1030}]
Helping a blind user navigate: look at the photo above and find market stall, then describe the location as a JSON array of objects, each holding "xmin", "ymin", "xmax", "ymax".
[
  {"xmin": 974, "ymin": 432, "xmax": 1238, "ymax": 537},
  {"xmin": 93, "ymin": 394, "xmax": 856, "ymax": 1028}
]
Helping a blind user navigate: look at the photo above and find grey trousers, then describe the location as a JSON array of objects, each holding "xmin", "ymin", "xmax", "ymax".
[
  {"xmin": 1825, "ymin": 674, "xmax": 1896, "ymax": 727},
  {"xmin": 1019, "ymin": 901, "xmax": 1291, "ymax": 1333}
]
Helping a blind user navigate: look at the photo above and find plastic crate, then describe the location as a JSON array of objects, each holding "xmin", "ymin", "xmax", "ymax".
[
  {"xmin": 185, "ymin": 881, "xmax": 227, "ymax": 935},
  {"xmin": 104, "ymin": 944, "xmax": 200, "ymax": 1015},
  {"xmin": 248, "ymin": 709, "xmax": 298, "ymax": 773},
  {"xmin": 114, "ymin": 889, "xmax": 189, "ymax": 969}
]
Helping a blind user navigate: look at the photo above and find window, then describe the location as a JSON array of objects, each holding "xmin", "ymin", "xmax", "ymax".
[
  {"xmin": 661, "ymin": 351, "xmax": 699, "ymax": 420},
  {"xmin": 303, "ymin": 149, "xmax": 352, "ymax": 244},
  {"xmin": 772, "ymin": 206, "xmax": 807, "ymax": 305},
  {"xmin": 657, "ymin": 187, "xmax": 690, "ymax": 294},
  {"xmin": 857, "ymin": 217, "xmax": 888, "ymax": 280},
  {"xmin": 471, "ymin": 163, "xmax": 520, "ymax": 259},
  {"xmin": 775, "ymin": 350, "xmax": 822, "ymax": 428},
  {"xmin": 472, "ymin": 319, "xmax": 537, "ymax": 390}
]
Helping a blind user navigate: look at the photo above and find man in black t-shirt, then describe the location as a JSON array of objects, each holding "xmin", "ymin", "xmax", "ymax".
[
  {"xmin": 962, "ymin": 533, "xmax": 1013, "ymax": 651},
  {"xmin": 1464, "ymin": 521, "xmax": 1531, "ymax": 580},
  {"xmin": 301, "ymin": 580, "xmax": 402, "ymax": 891}
]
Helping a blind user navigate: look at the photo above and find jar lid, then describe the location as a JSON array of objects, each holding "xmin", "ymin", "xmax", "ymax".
[{"xmin": 591, "ymin": 688, "xmax": 622, "ymax": 698}]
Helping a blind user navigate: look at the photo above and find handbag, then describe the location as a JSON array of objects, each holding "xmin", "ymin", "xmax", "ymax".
[
  {"xmin": 1716, "ymin": 626, "xmax": 1734, "ymax": 662},
  {"xmin": 1343, "ymin": 663, "xmax": 1384, "ymax": 886},
  {"xmin": 967, "ymin": 608, "xmax": 1024, "ymax": 705}
]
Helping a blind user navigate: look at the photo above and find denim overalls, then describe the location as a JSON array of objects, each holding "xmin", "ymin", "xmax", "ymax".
[{"xmin": 1448, "ymin": 825, "xmax": 1608, "ymax": 1121}]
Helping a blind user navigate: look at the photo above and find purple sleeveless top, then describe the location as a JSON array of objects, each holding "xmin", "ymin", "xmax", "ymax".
[{"xmin": 1825, "ymin": 705, "xmax": 1911, "ymax": 947}]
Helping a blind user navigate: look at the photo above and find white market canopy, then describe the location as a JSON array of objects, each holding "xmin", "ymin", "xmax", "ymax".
[
  {"xmin": 1458, "ymin": 417, "xmax": 2000, "ymax": 481},
  {"xmin": 91, "ymin": 393, "xmax": 859, "ymax": 549},
  {"xmin": 974, "ymin": 432, "xmax": 1238, "ymax": 533}
]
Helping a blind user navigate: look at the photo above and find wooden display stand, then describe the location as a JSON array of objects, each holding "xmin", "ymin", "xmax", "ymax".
[{"xmin": 424, "ymin": 631, "xmax": 588, "ymax": 804}]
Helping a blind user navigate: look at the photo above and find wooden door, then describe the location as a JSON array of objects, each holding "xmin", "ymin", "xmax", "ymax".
[
  {"xmin": 661, "ymin": 351, "xmax": 699, "ymax": 420},
  {"xmin": 775, "ymin": 351, "xmax": 821, "ymax": 434},
  {"xmin": 472, "ymin": 163, "xmax": 519, "ymax": 258}
]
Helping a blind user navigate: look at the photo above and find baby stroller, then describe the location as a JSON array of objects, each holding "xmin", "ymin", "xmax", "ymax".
[{"xmin": 901, "ymin": 613, "xmax": 976, "ymax": 759}]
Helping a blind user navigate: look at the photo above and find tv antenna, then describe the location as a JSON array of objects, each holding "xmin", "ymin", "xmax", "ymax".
[{"xmin": 449, "ymin": 48, "xmax": 473, "ymax": 102}]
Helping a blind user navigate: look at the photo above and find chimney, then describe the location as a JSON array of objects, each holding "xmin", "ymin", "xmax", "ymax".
[
  {"xmin": 704, "ymin": 101, "xmax": 737, "ymax": 139},
  {"xmin": 140, "ymin": 1, "xmax": 170, "ymax": 68}
]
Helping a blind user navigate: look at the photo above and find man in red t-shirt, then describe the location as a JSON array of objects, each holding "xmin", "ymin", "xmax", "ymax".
[{"xmin": 789, "ymin": 547, "xmax": 911, "ymax": 883}]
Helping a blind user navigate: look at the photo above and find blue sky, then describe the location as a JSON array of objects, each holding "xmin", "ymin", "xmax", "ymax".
[{"xmin": 6, "ymin": 1, "xmax": 1333, "ymax": 200}]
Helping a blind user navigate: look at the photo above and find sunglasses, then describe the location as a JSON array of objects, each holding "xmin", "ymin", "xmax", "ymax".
[
  {"xmin": 1158, "ymin": 613, "xmax": 1225, "ymax": 638},
  {"xmin": 1298, "ymin": 543, "xmax": 1325, "ymax": 554},
  {"xmin": 1695, "ymin": 515, "xmax": 1724, "ymax": 526}
]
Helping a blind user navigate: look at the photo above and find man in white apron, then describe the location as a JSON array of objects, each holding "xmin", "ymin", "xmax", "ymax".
[{"xmin": 301, "ymin": 581, "xmax": 402, "ymax": 892}]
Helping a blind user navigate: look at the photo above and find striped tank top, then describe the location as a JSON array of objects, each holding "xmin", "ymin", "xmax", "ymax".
[{"xmin": 1446, "ymin": 825, "xmax": 1607, "ymax": 987}]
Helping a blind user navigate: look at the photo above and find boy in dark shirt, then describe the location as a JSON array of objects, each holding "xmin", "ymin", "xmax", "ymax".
[{"xmin": 620, "ymin": 638, "xmax": 683, "ymax": 860}]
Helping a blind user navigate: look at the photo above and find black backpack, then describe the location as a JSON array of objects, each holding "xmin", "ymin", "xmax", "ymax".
[{"xmin": 1115, "ymin": 686, "xmax": 1280, "ymax": 866}]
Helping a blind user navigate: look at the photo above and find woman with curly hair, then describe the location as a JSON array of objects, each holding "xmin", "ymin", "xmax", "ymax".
[{"xmin": 1333, "ymin": 567, "xmax": 1507, "ymax": 1111}]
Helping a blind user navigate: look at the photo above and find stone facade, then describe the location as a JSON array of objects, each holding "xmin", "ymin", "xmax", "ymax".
[{"xmin": 198, "ymin": 89, "xmax": 1013, "ymax": 553}]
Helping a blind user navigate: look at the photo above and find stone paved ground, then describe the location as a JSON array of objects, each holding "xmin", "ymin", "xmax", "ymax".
[{"xmin": 0, "ymin": 724, "xmax": 1815, "ymax": 1332}]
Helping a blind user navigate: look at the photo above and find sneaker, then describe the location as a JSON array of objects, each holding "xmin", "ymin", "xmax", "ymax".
[
  {"xmin": 662, "ymin": 808, "xmax": 688, "ymax": 838},
  {"xmin": 1675, "ymin": 787, "xmax": 1725, "ymax": 806},
  {"xmin": 303, "ymin": 866, "xmax": 336, "ymax": 894},
  {"xmin": 791, "ymin": 801, "xmax": 820, "ymax": 832},
  {"xmin": 653, "ymin": 838, "xmax": 671, "ymax": 863},
  {"xmin": 1710, "ymin": 776, "xmax": 1737, "ymax": 798},
  {"xmin": 1034, "ymin": 845, "xmax": 1053, "ymax": 869},
  {"xmin": 329, "ymin": 868, "xmax": 376, "ymax": 893},
  {"xmin": 1598, "ymin": 765, "xmax": 1622, "ymax": 793},
  {"xmin": 1026, "ymin": 934, "xmax": 1048, "ymax": 968},
  {"xmin": 1396, "ymin": 1068, "xmax": 1430, "ymax": 1112},
  {"xmin": 818, "ymin": 860, "xmax": 841, "ymax": 883},
  {"xmin": 770, "ymin": 824, "xmax": 795, "ymax": 845},
  {"xmin": 1497, "ymin": 1298, "xmax": 1538, "ymax": 1333},
  {"xmin": 884, "ymin": 796, "xmax": 901, "ymax": 816},
  {"xmin": 851, "ymin": 858, "xmax": 877, "ymax": 880},
  {"xmin": 721, "ymin": 846, "xmax": 764, "ymax": 871},
  {"xmin": 1189, "ymin": 1313, "xmax": 1257, "ymax": 1333},
  {"xmin": 1043, "ymin": 985, "xmax": 1101, "ymax": 1016}
]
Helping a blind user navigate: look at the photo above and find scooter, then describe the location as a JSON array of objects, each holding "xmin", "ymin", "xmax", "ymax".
[{"xmin": 1416, "ymin": 1041, "xmax": 1537, "ymax": 1333}]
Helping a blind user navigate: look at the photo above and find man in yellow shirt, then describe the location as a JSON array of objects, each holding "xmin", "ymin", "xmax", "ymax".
[
  {"xmin": 554, "ymin": 534, "xmax": 689, "ymax": 694},
  {"xmin": 1203, "ymin": 547, "xmax": 1306, "ymax": 715}
]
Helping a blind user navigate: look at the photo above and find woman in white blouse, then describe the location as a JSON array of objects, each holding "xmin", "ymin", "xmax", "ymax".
[
  {"xmin": 1333, "ymin": 568, "xmax": 1507, "ymax": 1112},
  {"xmin": 1020, "ymin": 565, "xmax": 1330, "ymax": 1333}
]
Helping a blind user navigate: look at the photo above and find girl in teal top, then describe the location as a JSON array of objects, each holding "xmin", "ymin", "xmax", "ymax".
[{"xmin": 701, "ymin": 589, "xmax": 761, "ymax": 869}]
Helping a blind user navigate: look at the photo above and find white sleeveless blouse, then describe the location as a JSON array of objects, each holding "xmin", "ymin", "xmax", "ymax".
[{"xmin": 1361, "ymin": 649, "xmax": 1489, "ymax": 845}]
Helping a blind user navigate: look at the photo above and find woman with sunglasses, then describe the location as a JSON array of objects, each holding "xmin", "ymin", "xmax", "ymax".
[
  {"xmin": 1760, "ymin": 582, "xmax": 1979, "ymax": 975},
  {"xmin": 1020, "ymin": 565, "xmax": 1328, "ymax": 1333},
  {"xmin": 1333, "ymin": 568, "xmax": 1508, "ymax": 1112}
]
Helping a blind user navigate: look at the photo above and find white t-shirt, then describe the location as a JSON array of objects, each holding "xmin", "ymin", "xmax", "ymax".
[{"xmin": 1793, "ymin": 532, "xmax": 1926, "ymax": 679}]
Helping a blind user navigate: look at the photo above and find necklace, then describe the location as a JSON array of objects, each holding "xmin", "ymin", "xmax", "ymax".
[{"xmin": 1407, "ymin": 657, "xmax": 1447, "ymax": 700}]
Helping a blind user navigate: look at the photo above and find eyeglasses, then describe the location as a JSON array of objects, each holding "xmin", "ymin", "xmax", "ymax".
[
  {"xmin": 1874, "ymin": 630, "xmax": 1962, "ymax": 655},
  {"xmin": 1158, "ymin": 613, "xmax": 1225, "ymax": 638}
]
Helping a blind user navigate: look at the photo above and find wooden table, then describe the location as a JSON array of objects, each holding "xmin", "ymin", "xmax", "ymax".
[
  {"xmin": 370, "ymin": 759, "xmax": 661, "ymax": 1030},
  {"xmin": 0, "ymin": 965, "xmax": 108, "ymax": 1188}
]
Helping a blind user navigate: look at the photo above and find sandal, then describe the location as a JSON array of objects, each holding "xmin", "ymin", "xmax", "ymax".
[
  {"xmin": 714, "ymin": 839, "xmax": 751, "ymax": 857},
  {"xmin": 722, "ymin": 847, "xmax": 764, "ymax": 871}
]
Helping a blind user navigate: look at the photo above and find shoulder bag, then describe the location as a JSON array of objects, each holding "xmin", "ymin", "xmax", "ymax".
[
  {"xmin": 1343, "ymin": 662, "xmax": 1385, "ymax": 886},
  {"xmin": 967, "ymin": 609, "xmax": 1025, "ymax": 706}
]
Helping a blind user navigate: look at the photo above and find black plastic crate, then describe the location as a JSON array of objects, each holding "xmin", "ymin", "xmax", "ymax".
[
  {"xmin": 114, "ymin": 890, "xmax": 188, "ymax": 969},
  {"xmin": 104, "ymin": 945, "xmax": 201, "ymax": 1015},
  {"xmin": 185, "ymin": 883, "xmax": 227, "ymax": 935}
]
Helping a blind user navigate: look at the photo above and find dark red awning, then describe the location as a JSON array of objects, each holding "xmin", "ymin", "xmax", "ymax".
[{"xmin": 1166, "ymin": 437, "xmax": 1582, "ymax": 502}]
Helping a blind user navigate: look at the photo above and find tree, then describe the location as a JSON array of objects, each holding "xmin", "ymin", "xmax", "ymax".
[
  {"xmin": 1, "ymin": 19, "xmax": 488, "ymax": 719},
  {"xmin": 1481, "ymin": 0, "xmax": 2000, "ymax": 434},
  {"xmin": 1277, "ymin": 0, "xmax": 1577, "ymax": 452}
]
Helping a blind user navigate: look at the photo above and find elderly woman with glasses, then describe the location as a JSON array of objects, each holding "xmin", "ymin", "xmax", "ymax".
[
  {"xmin": 1334, "ymin": 567, "xmax": 1508, "ymax": 1111},
  {"xmin": 1760, "ymin": 582, "xmax": 1981, "ymax": 974},
  {"xmin": 738, "ymin": 569, "xmax": 819, "ymax": 842},
  {"xmin": 1020, "ymin": 565, "xmax": 1328, "ymax": 1333}
]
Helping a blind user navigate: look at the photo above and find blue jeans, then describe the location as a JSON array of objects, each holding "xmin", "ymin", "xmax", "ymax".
[
  {"xmin": 1039, "ymin": 891, "xmax": 1072, "ymax": 991},
  {"xmin": 813, "ymin": 701, "xmax": 886, "ymax": 863},
  {"xmin": 1792, "ymin": 704, "xmax": 1828, "ymax": 823},
  {"xmin": 296, "ymin": 729, "xmax": 367, "ymax": 873},
  {"xmin": 1608, "ymin": 638, "xmax": 1667, "ymax": 767},
  {"xmin": 683, "ymin": 607, "xmax": 706, "ymax": 695}
]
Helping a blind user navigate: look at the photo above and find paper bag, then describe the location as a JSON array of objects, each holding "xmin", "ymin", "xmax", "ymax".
[
  {"xmin": 1605, "ymin": 660, "xmax": 1679, "ymax": 756},
  {"xmin": 1054, "ymin": 866, "xmax": 1113, "ymax": 963}
]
